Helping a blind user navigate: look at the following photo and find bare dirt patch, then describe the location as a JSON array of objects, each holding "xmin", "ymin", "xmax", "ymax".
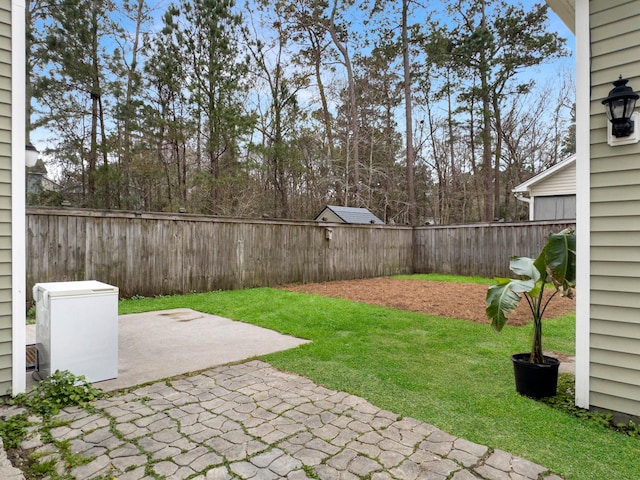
[{"xmin": 281, "ymin": 277, "xmax": 575, "ymax": 326}]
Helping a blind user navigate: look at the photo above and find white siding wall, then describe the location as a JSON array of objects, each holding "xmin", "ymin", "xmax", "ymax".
[
  {"xmin": 589, "ymin": 0, "xmax": 640, "ymax": 417},
  {"xmin": 316, "ymin": 208, "xmax": 345, "ymax": 223},
  {"xmin": 529, "ymin": 161, "xmax": 576, "ymax": 196}
]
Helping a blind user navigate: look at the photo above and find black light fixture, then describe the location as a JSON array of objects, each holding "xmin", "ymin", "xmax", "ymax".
[{"xmin": 601, "ymin": 76, "xmax": 639, "ymax": 138}]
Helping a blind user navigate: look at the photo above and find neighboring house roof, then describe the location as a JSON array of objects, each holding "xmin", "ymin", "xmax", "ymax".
[
  {"xmin": 315, "ymin": 205, "xmax": 385, "ymax": 225},
  {"xmin": 513, "ymin": 154, "xmax": 576, "ymax": 195}
]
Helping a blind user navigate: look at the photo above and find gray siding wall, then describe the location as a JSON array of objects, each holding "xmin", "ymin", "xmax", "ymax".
[
  {"xmin": 589, "ymin": 0, "xmax": 640, "ymax": 417},
  {"xmin": 0, "ymin": 0, "xmax": 10, "ymax": 396},
  {"xmin": 534, "ymin": 195, "xmax": 576, "ymax": 220}
]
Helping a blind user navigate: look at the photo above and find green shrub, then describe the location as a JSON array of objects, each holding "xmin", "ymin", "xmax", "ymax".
[
  {"xmin": 0, "ymin": 413, "xmax": 32, "ymax": 449},
  {"xmin": 10, "ymin": 370, "xmax": 102, "ymax": 417}
]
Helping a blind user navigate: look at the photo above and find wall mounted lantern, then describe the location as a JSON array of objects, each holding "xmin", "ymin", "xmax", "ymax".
[
  {"xmin": 602, "ymin": 76, "xmax": 640, "ymax": 146},
  {"xmin": 25, "ymin": 143, "xmax": 39, "ymax": 167}
]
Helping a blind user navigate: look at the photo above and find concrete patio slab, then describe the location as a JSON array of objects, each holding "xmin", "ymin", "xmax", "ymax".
[{"xmin": 26, "ymin": 308, "xmax": 310, "ymax": 392}]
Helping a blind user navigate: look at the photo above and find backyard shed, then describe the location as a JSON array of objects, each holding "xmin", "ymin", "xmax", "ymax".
[
  {"xmin": 315, "ymin": 205, "xmax": 384, "ymax": 225},
  {"xmin": 513, "ymin": 154, "xmax": 576, "ymax": 221}
]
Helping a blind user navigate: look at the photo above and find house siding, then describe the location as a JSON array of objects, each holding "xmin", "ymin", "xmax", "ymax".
[
  {"xmin": 589, "ymin": 0, "xmax": 640, "ymax": 417},
  {"xmin": 316, "ymin": 208, "xmax": 344, "ymax": 223},
  {"xmin": 0, "ymin": 0, "xmax": 9, "ymax": 396},
  {"xmin": 529, "ymin": 161, "xmax": 576, "ymax": 197}
]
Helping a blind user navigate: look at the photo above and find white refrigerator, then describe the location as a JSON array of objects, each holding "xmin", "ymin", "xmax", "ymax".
[{"xmin": 33, "ymin": 280, "xmax": 119, "ymax": 382}]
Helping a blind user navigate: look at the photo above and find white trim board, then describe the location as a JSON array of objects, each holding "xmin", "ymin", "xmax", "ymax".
[
  {"xmin": 11, "ymin": 0, "xmax": 27, "ymax": 395},
  {"xmin": 574, "ymin": 0, "xmax": 590, "ymax": 410}
]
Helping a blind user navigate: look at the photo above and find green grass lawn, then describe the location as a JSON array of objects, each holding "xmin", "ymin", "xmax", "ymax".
[{"xmin": 119, "ymin": 286, "xmax": 639, "ymax": 480}]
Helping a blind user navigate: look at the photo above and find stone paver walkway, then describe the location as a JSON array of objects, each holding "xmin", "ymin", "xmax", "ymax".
[{"xmin": 0, "ymin": 360, "xmax": 565, "ymax": 479}]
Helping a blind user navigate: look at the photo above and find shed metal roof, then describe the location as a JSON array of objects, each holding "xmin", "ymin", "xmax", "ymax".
[{"xmin": 315, "ymin": 205, "xmax": 385, "ymax": 224}]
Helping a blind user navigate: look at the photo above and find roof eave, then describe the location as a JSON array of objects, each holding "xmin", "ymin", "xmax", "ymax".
[{"xmin": 545, "ymin": 0, "xmax": 575, "ymax": 34}]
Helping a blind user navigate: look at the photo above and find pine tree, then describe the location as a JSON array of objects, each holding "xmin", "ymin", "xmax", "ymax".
[
  {"xmin": 441, "ymin": 0, "xmax": 566, "ymax": 221},
  {"xmin": 33, "ymin": 0, "xmax": 117, "ymax": 207},
  {"xmin": 178, "ymin": 0, "xmax": 254, "ymax": 215}
]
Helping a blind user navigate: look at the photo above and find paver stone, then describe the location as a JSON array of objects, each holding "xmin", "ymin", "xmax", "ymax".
[
  {"xmin": 348, "ymin": 455, "xmax": 383, "ymax": 476},
  {"xmin": 205, "ymin": 466, "xmax": 233, "ymax": 479},
  {"xmin": 268, "ymin": 453, "xmax": 303, "ymax": 476},
  {"xmin": 70, "ymin": 455, "xmax": 112, "ymax": 480}
]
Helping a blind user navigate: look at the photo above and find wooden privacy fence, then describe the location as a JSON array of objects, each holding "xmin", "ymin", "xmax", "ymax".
[
  {"xmin": 413, "ymin": 221, "xmax": 576, "ymax": 278},
  {"xmin": 26, "ymin": 208, "xmax": 414, "ymax": 300},
  {"xmin": 26, "ymin": 208, "xmax": 575, "ymax": 301}
]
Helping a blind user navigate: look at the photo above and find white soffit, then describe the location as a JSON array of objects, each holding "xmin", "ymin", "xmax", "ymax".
[{"xmin": 545, "ymin": 0, "xmax": 576, "ymax": 34}]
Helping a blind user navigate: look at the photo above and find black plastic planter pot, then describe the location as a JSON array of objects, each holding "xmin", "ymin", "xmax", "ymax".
[{"xmin": 511, "ymin": 353, "xmax": 560, "ymax": 398}]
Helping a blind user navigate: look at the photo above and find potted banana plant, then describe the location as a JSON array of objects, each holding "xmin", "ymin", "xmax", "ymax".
[{"xmin": 485, "ymin": 228, "xmax": 576, "ymax": 398}]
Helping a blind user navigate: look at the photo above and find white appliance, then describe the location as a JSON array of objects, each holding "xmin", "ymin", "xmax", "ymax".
[{"xmin": 33, "ymin": 281, "xmax": 119, "ymax": 382}]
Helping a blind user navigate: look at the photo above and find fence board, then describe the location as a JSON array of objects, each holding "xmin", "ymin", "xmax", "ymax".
[{"xmin": 26, "ymin": 208, "xmax": 574, "ymax": 301}]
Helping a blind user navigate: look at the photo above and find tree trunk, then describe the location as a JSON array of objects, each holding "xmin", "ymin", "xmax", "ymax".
[
  {"xmin": 309, "ymin": 29, "xmax": 334, "ymax": 175},
  {"xmin": 274, "ymin": 91, "xmax": 289, "ymax": 218},
  {"xmin": 121, "ymin": 0, "xmax": 146, "ymax": 209},
  {"xmin": 99, "ymin": 95, "xmax": 109, "ymax": 207},
  {"xmin": 492, "ymin": 95, "xmax": 503, "ymax": 220},
  {"xmin": 402, "ymin": 0, "xmax": 417, "ymax": 225},
  {"xmin": 89, "ymin": 92, "xmax": 99, "ymax": 204},
  {"xmin": 447, "ymin": 69, "xmax": 456, "ymax": 223},
  {"xmin": 328, "ymin": 7, "xmax": 359, "ymax": 206},
  {"xmin": 479, "ymin": 7, "xmax": 493, "ymax": 222}
]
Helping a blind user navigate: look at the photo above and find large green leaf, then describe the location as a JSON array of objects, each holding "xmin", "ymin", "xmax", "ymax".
[
  {"xmin": 546, "ymin": 229, "xmax": 576, "ymax": 284},
  {"xmin": 485, "ymin": 277, "xmax": 535, "ymax": 332},
  {"xmin": 509, "ymin": 256, "xmax": 540, "ymax": 281},
  {"xmin": 534, "ymin": 228, "xmax": 576, "ymax": 290}
]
